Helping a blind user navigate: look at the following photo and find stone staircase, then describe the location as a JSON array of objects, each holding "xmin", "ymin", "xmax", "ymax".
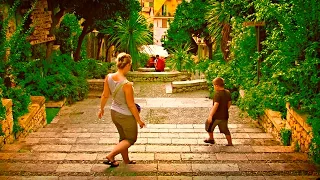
[
  {"xmin": 0, "ymin": 96, "xmax": 319, "ymax": 179},
  {"xmin": 0, "ymin": 122, "xmax": 318, "ymax": 179}
]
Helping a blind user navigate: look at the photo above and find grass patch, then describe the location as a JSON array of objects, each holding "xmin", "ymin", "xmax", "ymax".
[{"xmin": 46, "ymin": 108, "xmax": 60, "ymax": 124}]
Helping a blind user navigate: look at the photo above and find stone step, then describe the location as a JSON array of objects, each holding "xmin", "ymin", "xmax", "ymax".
[
  {"xmin": 0, "ymin": 162, "xmax": 317, "ymax": 174},
  {"xmin": 20, "ymin": 137, "xmax": 280, "ymax": 146},
  {"xmin": 0, "ymin": 176, "xmax": 319, "ymax": 180},
  {"xmin": 45, "ymin": 123, "xmax": 256, "ymax": 129},
  {"xmin": 38, "ymin": 128, "xmax": 265, "ymax": 133},
  {"xmin": 0, "ymin": 152, "xmax": 309, "ymax": 162},
  {"xmin": 1, "ymin": 144, "xmax": 295, "ymax": 153},
  {"xmin": 27, "ymin": 132, "xmax": 273, "ymax": 139}
]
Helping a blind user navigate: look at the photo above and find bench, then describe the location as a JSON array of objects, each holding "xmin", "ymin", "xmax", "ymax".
[{"xmin": 170, "ymin": 79, "xmax": 208, "ymax": 93}]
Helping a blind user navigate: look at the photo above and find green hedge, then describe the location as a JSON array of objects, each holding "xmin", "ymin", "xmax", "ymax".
[{"xmin": 196, "ymin": 0, "xmax": 320, "ymax": 163}]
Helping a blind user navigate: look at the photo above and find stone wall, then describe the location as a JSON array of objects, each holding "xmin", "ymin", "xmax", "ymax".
[
  {"xmin": 126, "ymin": 72, "xmax": 190, "ymax": 82},
  {"xmin": 0, "ymin": 99, "xmax": 14, "ymax": 148},
  {"xmin": 258, "ymin": 104, "xmax": 312, "ymax": 152},
  {"xmin": 0, "ymin": 96, "xmax": 46, "ymax": 148},
  {"xmin": 258, "ymin": 109, "xmax": 286, "ymax": 142},
  {"xmin": 137, "ymin": 67, "xmax": 170, "ymax": 72},
  {"xmin": 286, "ymin": 103, "xmax": 312, "ymax": 152},
  {"xmin": 88, "ymin": 79, "xmax": 105, "ymax": 91},
  {"xmin": 171, "ymin": 79, "xmax": 208, "ymax": 93}
]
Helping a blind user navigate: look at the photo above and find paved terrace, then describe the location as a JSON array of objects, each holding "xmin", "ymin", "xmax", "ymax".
[{"xmin": 0, "ymin": 96, "xmax": 319, "ymax": 179}]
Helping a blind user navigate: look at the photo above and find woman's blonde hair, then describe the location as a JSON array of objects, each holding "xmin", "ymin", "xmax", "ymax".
[{"xmin": 116, "ymin": 53, "xmax": 132, "ymax": 69}]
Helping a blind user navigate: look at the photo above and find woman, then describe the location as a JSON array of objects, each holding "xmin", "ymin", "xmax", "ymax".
[{"xmin": 98, "ymin": 53, "xmax": 145, "ymax": 167}]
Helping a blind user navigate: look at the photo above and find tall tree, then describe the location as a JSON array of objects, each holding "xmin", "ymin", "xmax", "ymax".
[
  {"xmin": 73, "ymin": 0, "xmax": 138, "ymax": 61},
  {"xmin": 102, "ymin": 11, "xmax": 152, "ymax": 70},
  {"xmin": 206, "ymin": 0, "xmax": 255, "ymax": 61},
  {"xmin": 46, "ymin": 0, "xmax": 75, "ymax": 59},
  {"xmin": 164, "ymin": 0, "xmax": 213, "ymax": 59}
]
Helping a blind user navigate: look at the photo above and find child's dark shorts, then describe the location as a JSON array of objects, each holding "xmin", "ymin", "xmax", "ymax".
[{"xmin": 205, "ymin": 119, "xmax": 231, "ymax": 135}]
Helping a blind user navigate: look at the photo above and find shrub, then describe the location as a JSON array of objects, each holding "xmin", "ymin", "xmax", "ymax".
[
  {"xmin": 20, "ymin": 53, "xmax": 88, "ymax": 103},
  {"xmin": 78, "ymin": 58, "xmax": 115, "ymax": 79},
  {"xmin": 280, "ymin": 128, "xmax": 292, "ymax": 146},
  {"xmin": 0, "ymin": 79, "xmax": 5, "ymax": 121},
  {"xmin": 2, "ymin": 86, "xmax": 31, "ymax": 134}
]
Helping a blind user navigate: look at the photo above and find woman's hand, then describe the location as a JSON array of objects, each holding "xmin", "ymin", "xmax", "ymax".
[
  {"xmin": 138, "ymin": 120, "xmax": 146, "ymax": 128},
  {"xmin": 98, "ymin": 109, "xmax": 104, "ymax": 119}
]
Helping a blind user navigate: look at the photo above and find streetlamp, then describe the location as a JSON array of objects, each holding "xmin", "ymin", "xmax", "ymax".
[{"xmin": 92, "ymin": 29, "xmax": 99, "ymax": 59}]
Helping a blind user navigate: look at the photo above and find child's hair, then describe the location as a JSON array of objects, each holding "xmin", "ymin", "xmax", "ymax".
[
  {"xmin": 213, "ymin": 77, "xmax": 225, "ymax": 87},
  {"xmin": 116, "ymin": 53, "xmax": 132, "ymax": 69}
]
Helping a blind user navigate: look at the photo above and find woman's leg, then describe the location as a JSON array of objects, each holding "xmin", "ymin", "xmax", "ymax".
[
  {"xmin": 106, "ymin": 139, "xmax": 131, "ymax": 162},
  {"xmin": 120, "ymin": 147, "xmax": 130, "ymax": 163},
  {"xmin": 109, "ymin": 110, "xmax": 137, "ymax": 163}
]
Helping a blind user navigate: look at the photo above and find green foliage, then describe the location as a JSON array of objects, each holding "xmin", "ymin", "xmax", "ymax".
[
  {"xmin": 0, "ymin": 0, "xmax": 34, "ymax": 135},
  {"xmin": 20, "ymin": 53, "xmax": 88, "ymax": 103},
  {"xmin": 295, "ymin": 141, "xmax": 301, "ymax": 152},
  {"xmin": 2, "ymin": 86, "xmax": 31, "ymax": 134},
  {"xmin": 203, "ymin": 0, "xmax": 320, "ymax": 164},
  {"xmin": 280, "ymin": 128, "xmax": 292, "ymax": 146},
  {"xmin": 0, "ymin": 86, "xmax": 5, "ymax": 120},
  {"xmin": 0, "ymin": 123, "xmax": 4, "ymax": 136},
  {"xmin": 78, "ymin": 58, "xmax": 114, "ymax": 79},
  {"xmin": 46, "ymin": 108, "xmax": 60, "ymax": 124},
  {"xmin": 0, "ymin": 78, "xmax": 5, "ymax": 121},
  {"xmin": 106, "ymin": 11, "xmax": 152, "ymax": 70},
  {"xmin": 56, "ymin": 13, "xmax": 83, "ymax": 56},
  {"xmin": 164, "ymin": 0, "xmax": 212, "ymax": 54},
  {"xmin": 204, "ymin": 57, "xmax": 239, "ymax": 101},
  {"xmin": 136, "ymin": 53, "xmax": 149, "ymax": 68},
  {"xmin": 166, "ymin": 43, "xmax": 195, "ymax": 72}
]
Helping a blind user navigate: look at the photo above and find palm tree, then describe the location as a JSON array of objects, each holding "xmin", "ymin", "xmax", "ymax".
[
  {"xmin": 206, "ymin": 0, "xmax": 231, "ymax": 61},
  {"xmin": 167, "ymin": 43, "xmax": 195, "ymax": 73},
  {"xmin": 108, "ymin": 11, "xmax": 152, "ymax": 70}
]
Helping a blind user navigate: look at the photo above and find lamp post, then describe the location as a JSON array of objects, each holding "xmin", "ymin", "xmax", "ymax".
[{"xmin": 92, "ymin": 29, "xmax": 99, "ymax": 59}]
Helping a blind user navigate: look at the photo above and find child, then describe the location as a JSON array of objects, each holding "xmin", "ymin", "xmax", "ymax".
[{"xmin": 204, "ymin": 77, "xmax": 233, "ymax": 146}]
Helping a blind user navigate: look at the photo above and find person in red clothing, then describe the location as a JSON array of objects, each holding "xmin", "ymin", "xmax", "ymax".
[
  {"xmin": 146, "ymin": 56, "xmax": 155, "ymax": 68},
  {"xmin": 155, "ymin": 56, "xmax": 165, "ymax": 72}
]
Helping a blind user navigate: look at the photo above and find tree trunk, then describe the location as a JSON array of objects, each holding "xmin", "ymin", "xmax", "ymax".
[
  {"xmin": 189, "ymin": 36, "xmax": 198, "ymax": 54},
  {"xmin": 221, "ymin": 23, "xmax": 231, "ymax": 61},
  {"xmin": 74, "ymin": 22, "xmax": 91, "ymax": 62},
  {"xmin": 105, "ymin": 45, "xmax": 112, "ymax": 62},
  {"xmin": 46, "ymin": 1, "xmax": 65, "ymax": 60},
  {"xmin": 204, "ymin": 38, "xmax": 213, "ymax": 60},
  {"xmin": 104, "ymin": 35, "xmax": 112, "ymax": 62},
  {"xmin": 96, "ymin": 34, "xmax": 103, "ymax": 60}
]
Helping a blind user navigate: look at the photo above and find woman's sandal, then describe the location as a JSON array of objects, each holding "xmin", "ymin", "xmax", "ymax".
[
  {"xmin": 103, "ymin": 157, "xmax": 119, "ymax": 167},
  {"xmin": 204, "ymin": 139, "xmax": 215, "ymax": 144}
]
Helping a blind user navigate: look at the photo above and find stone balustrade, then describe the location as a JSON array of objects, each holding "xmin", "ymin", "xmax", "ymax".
[
  {"xmin": 17, "ymin": 96, "xmax": 47, "ymax": 139},
  {"xmin": 0, "ymin": 99, "xmax": 14, "ymax": 148},
  {"xmin": 171, "ymin": 79, "xmax": 208, "ymax": 93},
  {"xmin": 259, "ymin": 109, "xmax": 286, "ymax": 142},
  {"xmin": 0, "ymin": 96, "xmax": 46, "ymax": 148},
  {"xmin": 258, "ymin": 103, "xmax": 312, "ymax": 153},
  {"xmin": 286, "ymin": 103, "xmax": 312, "ymax": 152}
]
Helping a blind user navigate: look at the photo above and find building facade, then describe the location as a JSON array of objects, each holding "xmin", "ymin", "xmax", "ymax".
[{"xmin": 140, "ymin": 0, "xmax": 182, "ymax": 46}]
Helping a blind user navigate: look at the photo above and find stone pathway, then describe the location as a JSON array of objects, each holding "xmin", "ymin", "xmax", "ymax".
[{"xmin": 0, "ymin": 95, "xmax": 319, "ymax": 179}]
